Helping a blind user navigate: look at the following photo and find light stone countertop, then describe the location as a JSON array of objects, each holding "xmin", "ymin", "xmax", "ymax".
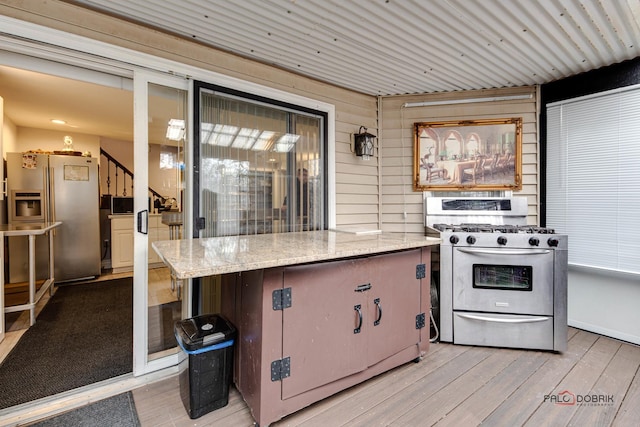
[{"xmin": 152, "ymin": 230, "xmax": 441, "ymax": 279}]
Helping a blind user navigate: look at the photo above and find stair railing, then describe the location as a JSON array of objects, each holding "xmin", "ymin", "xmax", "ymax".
[{"xmin": 100, "ymin": 148, "xmax": 163, "ymax": 205}]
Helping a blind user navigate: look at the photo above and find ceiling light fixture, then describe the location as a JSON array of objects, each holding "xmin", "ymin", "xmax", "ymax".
[
  {"xmin": 251, "ymin": 131, "xmax": 275, "ymax": 151},
  {"xmin": 402, "ymin": 93, "xmax": 532, "ymax": 108},
  {"xmin": 51, "ymin": 119, "xmax": 67, "ymax": 125},
  {"xmin": 166, "ymin": 119, "xmax": 185, "ymax": 141},
  {"xmin": 274, "ymin": 133, "xmax": 300, "ymax": 152}
]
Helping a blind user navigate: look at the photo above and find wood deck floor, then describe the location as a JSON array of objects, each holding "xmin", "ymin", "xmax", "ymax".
[{"xmin": 132, "ymin": 327, "xmax": 640, "ymax": 426}]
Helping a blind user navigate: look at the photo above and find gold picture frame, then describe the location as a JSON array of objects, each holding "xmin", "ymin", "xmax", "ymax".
[{"xmin": 413, "ymin": 118, "xmax": 522, "ymax": 191}]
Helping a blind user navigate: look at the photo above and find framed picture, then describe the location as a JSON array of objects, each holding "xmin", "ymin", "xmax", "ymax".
[{"xmin": 413, "ymin": 117, "xmax": 523, "ymax": 191}]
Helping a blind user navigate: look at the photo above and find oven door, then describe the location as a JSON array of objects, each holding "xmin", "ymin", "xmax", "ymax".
[{"xmin": 452, "ymin": 247, "xmax": 554, "ymax": 315}]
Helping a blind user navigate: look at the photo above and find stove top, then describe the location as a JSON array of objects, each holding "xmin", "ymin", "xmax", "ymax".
[{"xmin": 432, "ymin": 223, "xmax": 556, "ymax": 234}]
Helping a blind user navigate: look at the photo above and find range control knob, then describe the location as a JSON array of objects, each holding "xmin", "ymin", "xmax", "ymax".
[
  {"xmin": 497, "ymin": 236, "xmax": 508, "ymax": 245},
  {"xmin": 547, "ymin": 238, "xmax": 559, "ymax": 247},
  {"xmin": 529, "ymin": 237, "xmax": 540, "ymax": 246},
  {"xmin": 449, "ymin": 235, "xmax": 459, "ymax": 244},
  {"xmin": 466, "ymin": 235, "xmax": 476, "ymax": 245}
]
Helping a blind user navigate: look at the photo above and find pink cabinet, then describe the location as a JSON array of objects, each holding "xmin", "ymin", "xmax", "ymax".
[
  {"xmin": 222, "ymin": 247, "xmax": 431, "ymax": 427},
  {"xmin": 365, "ymin": 250, "xmax": 425, "ymax": 366},
  {"xmin": 282, "ymin": 257, "xmax": 370, "ymax": 399}
]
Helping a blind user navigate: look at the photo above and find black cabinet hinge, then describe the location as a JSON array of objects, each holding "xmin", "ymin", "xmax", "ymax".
[
  {"xmin": 416, "ymin": 264, "xmax": 426, "ymax": 279},
  {"xmin": 272, "ymin": 288, "xmax": 292, "ymax": 310},
  {"xmin": 416, "ymin": 313, "xmax": 426, "ymax": 329},
  {"xmin": 271, "ymin": 357, "xmax": 291, "ymax": 381}
]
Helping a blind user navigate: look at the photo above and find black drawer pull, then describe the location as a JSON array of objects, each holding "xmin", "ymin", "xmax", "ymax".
[{"xmin": 355, "ymin": 283, "xmax": 371, "ymax": 292}]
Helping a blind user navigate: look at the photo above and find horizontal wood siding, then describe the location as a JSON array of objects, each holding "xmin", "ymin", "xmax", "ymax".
[{"xmin": 380, "ymin": 86, "xmax": 540, "ymax": 233}]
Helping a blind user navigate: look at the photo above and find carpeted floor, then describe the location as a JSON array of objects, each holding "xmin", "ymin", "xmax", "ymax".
[
  {"xmin": 0, "ymin": 278, "xmax": 134, "ymax": 409},
  {"xmin": 28, "ymin": 392, "xmax": 141, "ymax": 427}
]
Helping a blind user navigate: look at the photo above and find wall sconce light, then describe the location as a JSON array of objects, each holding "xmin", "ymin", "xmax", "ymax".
[{"xmin": 354, "ymin": 126, "xmax": 375, "ymax": 160}]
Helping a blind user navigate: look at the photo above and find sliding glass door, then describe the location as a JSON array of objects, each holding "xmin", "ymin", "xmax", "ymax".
[{"xmin": 133, "ymin": 70, "xmax": 189, "ymax": 375}]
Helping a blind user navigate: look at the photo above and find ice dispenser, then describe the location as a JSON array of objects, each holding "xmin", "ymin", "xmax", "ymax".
[{"xmin": 11, "ymin": 191, "xmax": 45, "ymax": 222}]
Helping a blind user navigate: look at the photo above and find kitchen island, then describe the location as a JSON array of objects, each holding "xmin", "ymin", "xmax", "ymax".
[{"xmin": 153, "ymin": 230, "xmax": 440, "ymax": 426}]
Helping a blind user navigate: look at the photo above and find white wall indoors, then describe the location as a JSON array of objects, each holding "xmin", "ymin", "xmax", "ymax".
[
  {"xmin": 15, "ymin": 127, "xmax": 100, "ymax": 155},
  {"xmin": 1, "ymin": 114, "xmax": 18, "ymax": 154},
  {"xmin": 3, "ymin": 125, "xmax": 179, "ymax": 205},
  {"xmin": 99, "ymin": 137, "xmax": 134, "ymax": 198},
  {"xmin": 100, "ymin": 138, "xmax": 182, "ymax": 205}
]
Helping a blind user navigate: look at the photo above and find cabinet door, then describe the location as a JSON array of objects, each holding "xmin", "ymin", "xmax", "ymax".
[
  {"xmin": 147, "ymin": 216, "xmax": 158, "ymax": 264},
  {"xmin": 111, "ymin": 216, "xmax": 134, "ymax": 269},
  {"xmin": 111, "ymin": 229, "xmax": 134, "ymax": 268},
  {"xmin": 282, "ymin": 257, "xmax": 370, "ymax": 400},
  {"xmin": 367, "ymin": 249, "xmax": 423, "ymax": 366},
  {"xmin": 151, "ymin": 222, "xmax": 170, "ymax": 264}
]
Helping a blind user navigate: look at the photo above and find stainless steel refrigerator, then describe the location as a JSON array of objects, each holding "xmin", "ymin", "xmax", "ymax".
[{"xmin": 6, "ymin": 152, "xmax": 101, "ymax": 283}]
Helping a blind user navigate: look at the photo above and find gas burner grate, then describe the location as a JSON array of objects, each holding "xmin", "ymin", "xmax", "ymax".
[
  {"xmin": 519, "ymin": 226, "xmax": 556, "ymax": 234},
  {"xmin": 432, "ymin": 223, "xmax": 556, "ymax": 234}
]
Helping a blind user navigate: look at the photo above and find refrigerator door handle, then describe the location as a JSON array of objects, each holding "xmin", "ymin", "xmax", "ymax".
[
  {"xmin": 48, "ymin": 167, "xmax": 55, "ymax": 223},
  {"xmin": 137, "ymin": 209, "xmax": 149, "ymax": 235}
]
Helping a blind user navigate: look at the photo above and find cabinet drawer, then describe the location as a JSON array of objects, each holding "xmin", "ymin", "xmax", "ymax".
[{"xmin": 111, "ymin": 216, "xmax": 134, "ymax": 231}]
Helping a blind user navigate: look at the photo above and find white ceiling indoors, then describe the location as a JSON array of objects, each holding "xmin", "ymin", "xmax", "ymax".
[
  {"xmin": 0, "ymin": 65, "xmax": 134, "ymax": 142},
  {"xmin": 2, "ymin": 0, "xmax": 640, "ymax": 143}
]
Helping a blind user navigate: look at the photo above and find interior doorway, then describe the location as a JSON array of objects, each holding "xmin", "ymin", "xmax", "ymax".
[{"xmin": 0, "ymin": 61, "xmax": 183, "ymax": 408}]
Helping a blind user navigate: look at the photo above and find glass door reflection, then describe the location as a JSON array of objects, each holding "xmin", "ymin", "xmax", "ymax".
[{"xmin": 146, "ymin": 82, "xmax": 187, "ymax": 361}]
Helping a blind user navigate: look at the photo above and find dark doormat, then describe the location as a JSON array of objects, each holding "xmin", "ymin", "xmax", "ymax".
[
  {"xmin": 0, "ymin": 278, "xmax": 133, "ymax": 409},
  {"xmin": 148, "ymin": 300, "xmax": 181, "ymax": 354},
  {"xmin": 29, "ymin": 392, "xmax": 141, "ymax": 427}
]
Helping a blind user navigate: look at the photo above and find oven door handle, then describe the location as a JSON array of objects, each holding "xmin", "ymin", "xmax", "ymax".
[
  {"xmin": 456, "ymin": 248, "xmax": 551, "ymax": 256},
  {"xmin": 457, "ymin": 313, "xmax": 551, "ymax": 323}
]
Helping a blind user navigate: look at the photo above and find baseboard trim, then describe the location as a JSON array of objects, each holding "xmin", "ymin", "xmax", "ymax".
[{"xmin": 569, "ymin": 319, "xmax": 640, "ymax": 346}]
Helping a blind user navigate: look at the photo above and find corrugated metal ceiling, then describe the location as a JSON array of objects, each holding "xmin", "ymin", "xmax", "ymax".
[{"xmin": 69, "ymin": 0, "xmax": 640, "ymax": 96}]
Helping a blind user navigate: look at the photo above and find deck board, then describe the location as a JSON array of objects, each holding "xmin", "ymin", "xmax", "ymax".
[
  {"xmin": 480, "ymin": 329, "xmax": 599, "ymax": 426},
  {"xmin": 292, "ymin": 343, "xmax": 468, "ymax": 427},
  {"xmin": 570, "ymin": 342, "xmax": 640, "ymax": 427},
  {"xmin": 429, "ymin": 349, "xmax": 550, "ymax": 427},
  {"xmin": 131, "ymin": 328, "xmax": 640, "ymax": 427},
  {"xmin": 525, "ymin": 334, "xmax": 621, "ymax": 427},
  {"xmin": 345, "ymin": 346, "xmax": 495, "ymax": 427},
  {"xmin": 612, "ymin": 347, "xmax": 640, "ymax": 427},
  {"xmin": 395, "ymin": 348, "xmax": 524, "ymax": 426}
]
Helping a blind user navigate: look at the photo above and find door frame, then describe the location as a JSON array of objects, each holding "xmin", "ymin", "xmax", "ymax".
[
  {"xmin": 1, "ymin": 12, "xmax": 337, "ymax": 375},
  {"xmin": 133, "ymin": 70, "xmax": 191, "ymax": 376}
]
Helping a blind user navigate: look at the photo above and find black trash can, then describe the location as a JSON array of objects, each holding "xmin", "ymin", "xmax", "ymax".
[{"xmin": 174, "ymin": 314, "xmax": 237, "ymax": 419}]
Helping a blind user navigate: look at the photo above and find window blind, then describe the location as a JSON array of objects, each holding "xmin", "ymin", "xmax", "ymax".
[
  {"xmin": 197, "ymin": 86, "xmax": 326, "ymax": 237},
  {"xmin": 546, "ymin": 85, "xmax": 640, "ymax": 276}
]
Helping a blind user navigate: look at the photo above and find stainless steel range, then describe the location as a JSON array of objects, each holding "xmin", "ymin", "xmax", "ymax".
[{"xmin": 426, "ymin": 197, "xmax": 568, "ymax": 352}]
